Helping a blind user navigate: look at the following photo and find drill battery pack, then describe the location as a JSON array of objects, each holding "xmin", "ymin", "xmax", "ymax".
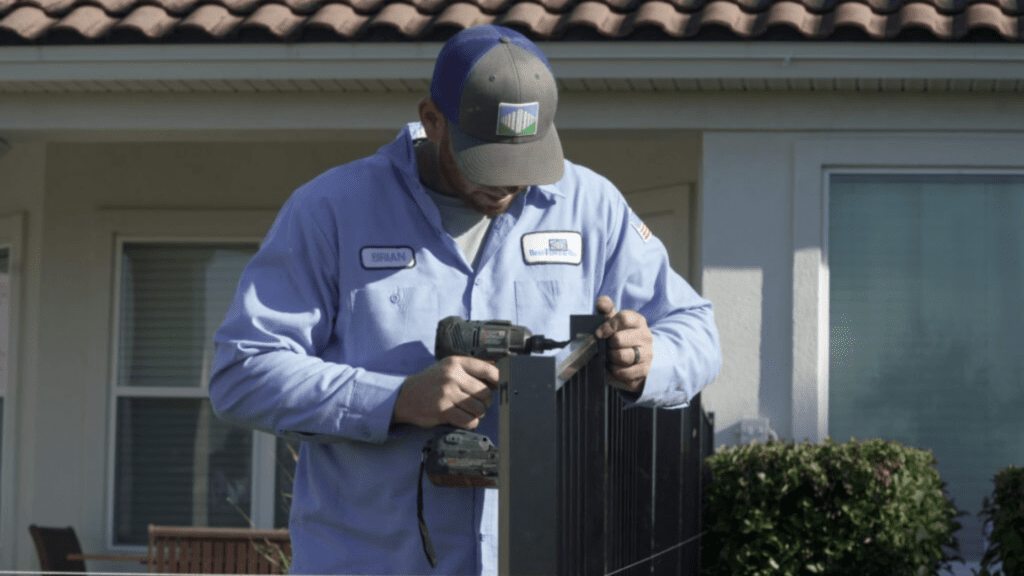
[{"xmin": 423, "ymin": 429, "xmax": 498, "ymax": 488}]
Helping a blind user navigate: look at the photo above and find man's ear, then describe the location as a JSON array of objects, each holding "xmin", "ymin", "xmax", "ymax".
[{"xmin": 417, "ymin": 97, "xmax": 446, "ymax": 144}]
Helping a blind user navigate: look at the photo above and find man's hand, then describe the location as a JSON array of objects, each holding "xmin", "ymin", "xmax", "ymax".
[
  {"xmin": 392, "ymin": 356, "xmax": 499, "ymax": 430},
  {"xmin": 594, "ymin": 296, "xmax": 653, "ymax": 395}
]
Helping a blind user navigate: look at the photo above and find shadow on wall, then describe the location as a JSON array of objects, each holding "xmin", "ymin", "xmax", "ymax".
[{"xmin": 716, "ymin": 417, "xmax": 779, "ymax": 450}]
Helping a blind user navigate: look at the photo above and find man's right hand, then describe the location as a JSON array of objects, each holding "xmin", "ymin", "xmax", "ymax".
[{"xmin": 392, "ymin": 356, "xmax": 499, "ymax": 430}]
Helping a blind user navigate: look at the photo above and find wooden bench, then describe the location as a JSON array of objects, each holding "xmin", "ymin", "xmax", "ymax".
[{"xmin": 147, "ymin": 525, "xmax": 291, "ymax": 574}]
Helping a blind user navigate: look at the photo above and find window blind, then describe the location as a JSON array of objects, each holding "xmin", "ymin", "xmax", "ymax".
[
  {"xmin": 114, "ymin": 242, "xmax": 258, "ymax": 545},
  {"xmin": 118, "ymin": 244, "xmax": 254, "ymax": 389},
  {"xmin": 114, "ymin": 398, "xmax": 252, "ymax": 545},
  {"xmin": 1, "ymin": 246, "xmax": 9, "ymax": 529},
  {"xmin": 829, "ymin": 174, "xmax": 1024, "ymax": 562},
  {"xmin": 1, "ymin": 246, "xmax": 9, "ymax": 396}
]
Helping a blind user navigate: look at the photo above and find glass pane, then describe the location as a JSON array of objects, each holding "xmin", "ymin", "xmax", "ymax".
[
  {"xmin": 113, "ymin": 398, "xmax": 253, "ymax": 545},
  {"xmin": 829, "ymin": 174, "xmax": 1024, "ymax": 562},
  {"xmin": 274, "ymin": 437, "xmax": 300, "ymax": 529},
  {"xmin": 118, "ymin": 243, "xmax": 256, "ymax": 388},
  {"xmin": 1, "ymin": 247, "xmax": 8, "ymax": 536},
  {"xmin": 1, "ymin": 245, "xmax": 9, "ymax": 396}
]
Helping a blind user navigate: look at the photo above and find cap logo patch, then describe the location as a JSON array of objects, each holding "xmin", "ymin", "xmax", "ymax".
[{"xmin": 497, "ymin": 102, "xmax": 539, "ymax": 136}]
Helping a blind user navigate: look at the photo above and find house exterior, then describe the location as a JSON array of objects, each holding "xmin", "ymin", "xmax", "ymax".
[{"xmin": 1, "ymin": 1, "xmax": 1023, "ymax": 572}]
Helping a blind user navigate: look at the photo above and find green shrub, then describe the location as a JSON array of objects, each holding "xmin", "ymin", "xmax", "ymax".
[
  {"xmin": 701, "ymin": 437, "xmax": 965, "ymax": 576},
  {"xmin": 975, "ymin": 465, "xmax": 1024, "ymax": 576}
]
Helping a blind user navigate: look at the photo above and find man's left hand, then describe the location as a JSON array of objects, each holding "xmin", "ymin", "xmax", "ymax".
[{"xmin": 594, "ymin": 296, "xmax": 652, "ymax": 395}]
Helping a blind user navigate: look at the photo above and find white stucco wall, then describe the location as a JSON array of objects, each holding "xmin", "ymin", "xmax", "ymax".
[
  {"xmin": 699, "ymin": 129, "xmax": 1024, "ymax": 451},
  {"xmin": 700, "ymin": 132, "xmax": 796, "ymax": 446}
]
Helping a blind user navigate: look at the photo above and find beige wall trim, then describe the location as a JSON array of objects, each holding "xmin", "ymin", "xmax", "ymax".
[
  {"xmin": 6, "ymin": 92, "xmax": 1024, "ymax": 136},
  {"xmin": 0, "ymin": 212, "xmax": 25, "ymax": 571},
  {"xmin": 1, "ymin": 42, "xmax": 1023, "ymax": 94}
]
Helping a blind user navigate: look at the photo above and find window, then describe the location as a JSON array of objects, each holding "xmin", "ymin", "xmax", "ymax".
[
  {"xmin": 0, "ymin": 245, "xmax": 9, "ymax": 524},
  {"xmin": 828, "ymin": 174, "xmax": 1024, "ymax": 563},
  {"xmin": 111, "ymin": 241, "xmax": 285, "ymax": 545}
]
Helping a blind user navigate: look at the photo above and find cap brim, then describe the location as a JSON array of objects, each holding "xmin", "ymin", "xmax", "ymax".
[{"xmin": 448, "ymin": 123, "xmax": 565, "ymax": 187}]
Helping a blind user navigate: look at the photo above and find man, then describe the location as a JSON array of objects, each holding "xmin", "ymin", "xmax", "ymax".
[{"xmin": 209, "ymin": 24, "xmax": 721, "ymax": 575}]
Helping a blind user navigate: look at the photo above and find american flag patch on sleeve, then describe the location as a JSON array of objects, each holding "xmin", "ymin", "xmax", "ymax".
[{"xmin": 632, "ymin": 220, "xmax": 652, "ymax": 243}]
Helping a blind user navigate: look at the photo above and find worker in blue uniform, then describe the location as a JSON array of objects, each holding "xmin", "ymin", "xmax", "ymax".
[{"xmin": 209, "ymin": 24, "xmax": 722, "ymax": 575}]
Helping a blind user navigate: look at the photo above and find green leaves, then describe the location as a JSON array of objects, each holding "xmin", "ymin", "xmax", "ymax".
[
  {"xmin": 976, "ymin": 466, "xmax": 1024, "ymax": 576},
  {"xmin": 701, "ymin": 437, "xmax": 964, "ymax": 576}
]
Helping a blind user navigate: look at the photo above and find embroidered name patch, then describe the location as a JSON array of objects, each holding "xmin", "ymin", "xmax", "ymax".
[
  {"xmin": 360, "ymin": 246, "xmax": 415, "ymax": 270},
  {"xmin": 521, "ymin": 231, "xmax": 582, "ymax": 265},
  {"xmin": 497, "ymin": 102, "xmax": 539, "ymax": 137}
]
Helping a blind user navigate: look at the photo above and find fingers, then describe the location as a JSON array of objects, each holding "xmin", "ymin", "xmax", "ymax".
[
  {"xmin": 595, "ymin": 305, "xmax": 647, "ymax": 340},
  {"xmin": 608, "ymin": 345, "xmax": 643, "ymax": 368},
  {"xmin": 454, "ymin": 356, "xmax": 500, "ymax": 390},
  {"xmin": 593, "ymin": 297, "xmax": 652, "ymax": 395},
  {"xmin": 447, "ymin": 394, "xmax": 490, "ymax": 430},
  {"xmin": 392, "ymin": 356, "xmax": 498, "ymax": 430}
]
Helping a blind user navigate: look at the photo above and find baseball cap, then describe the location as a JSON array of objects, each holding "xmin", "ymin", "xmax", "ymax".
[{"xmin": 430, "ymin": 25, "xmax": 564, "ymax": 187}]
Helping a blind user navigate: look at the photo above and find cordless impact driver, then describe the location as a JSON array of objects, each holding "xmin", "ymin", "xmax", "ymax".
[{"xmin": 423, "ymin": 316, "xmax": 568, "ymax": 487}]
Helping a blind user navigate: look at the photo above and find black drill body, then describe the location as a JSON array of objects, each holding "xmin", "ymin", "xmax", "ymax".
[
  {"xmin": 434, "ymin": 316, "xmax": 568, "ymax": 361},
  {"xmin": 425, "ymin": 316, "xmax": 568, "ymax": 487}
]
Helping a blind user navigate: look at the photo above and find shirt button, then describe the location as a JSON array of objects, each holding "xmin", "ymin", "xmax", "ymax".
[{"xmin": 390, "ymin": 293, "xmax": 400, "ymax": 303}]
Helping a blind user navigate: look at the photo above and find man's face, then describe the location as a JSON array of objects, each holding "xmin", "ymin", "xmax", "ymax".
[{"xmin": 435, "ymin": 125, "xmax": 527, "ymax": 217}]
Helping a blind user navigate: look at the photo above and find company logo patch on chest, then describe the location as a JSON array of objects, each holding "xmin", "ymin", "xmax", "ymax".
[
  {"xmin": 360, "ymin": 246, "xmax": 416, "ymax": 269},
  {"xmin": 521, "ymin": 231, "xmax": 583, "ymax": 265}
]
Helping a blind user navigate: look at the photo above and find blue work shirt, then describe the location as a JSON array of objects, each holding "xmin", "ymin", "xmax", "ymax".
[{"xmin": 209, "ymin": 124, "xmax": 721, "ymax": 575}]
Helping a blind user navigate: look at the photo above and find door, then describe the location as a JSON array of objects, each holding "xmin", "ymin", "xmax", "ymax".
[{"xmin": 625, "ymin": 184, "xmax": 695, "ymax": 284}]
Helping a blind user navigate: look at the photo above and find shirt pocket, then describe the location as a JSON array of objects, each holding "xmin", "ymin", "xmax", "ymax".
[
  {"xmin": 513, "ymin": 279, "xmax": 592, "ymax": 342},
  {"xmin": 346, "ymin": 283, "xmax": 439, "ymax": 374}
]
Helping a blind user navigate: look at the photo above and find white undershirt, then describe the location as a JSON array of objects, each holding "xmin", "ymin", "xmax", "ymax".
[{"xmin": 421, "ymin": 184, "xmax": 493, "ymax": 269}]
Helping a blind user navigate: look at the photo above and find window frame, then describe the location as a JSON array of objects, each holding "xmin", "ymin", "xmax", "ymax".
[
  {"xmin": 790, "ymin": 134, "xmax": 1024, "ymax": 444},
  {"xmin": 97, "ymin": 210, "xmax": 277, "ymax": 552},
  {"xmin": 0, "ymin": 213, "xmax": 24, "ymax": 569}
]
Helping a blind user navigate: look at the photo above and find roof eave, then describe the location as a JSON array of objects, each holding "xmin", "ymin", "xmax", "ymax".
[{"xmin": 2, "ymin": 41, "xmax": 1024, "ymax": 94}]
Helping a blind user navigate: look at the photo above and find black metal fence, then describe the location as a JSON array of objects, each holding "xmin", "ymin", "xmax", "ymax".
[{"xmin": 498, "ymin": 315, "xmax": 715, "ymax": 576}]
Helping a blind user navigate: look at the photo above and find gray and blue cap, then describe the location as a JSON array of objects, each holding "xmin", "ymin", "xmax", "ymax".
[{"xmin": 430, "ymin": 25, "xmax": 564, "ymax": 187}]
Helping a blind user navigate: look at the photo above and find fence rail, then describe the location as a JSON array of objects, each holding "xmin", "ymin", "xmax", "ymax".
[{"xmin": 498, "ymin": 315, "xmax": 714, "ymax": 576}]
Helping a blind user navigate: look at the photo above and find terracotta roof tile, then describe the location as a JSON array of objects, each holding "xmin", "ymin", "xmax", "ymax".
[
  {"xmin": 23, "ymin": 0, "xmax": 77, "ymax": 15},
  {"xmin": 179, "ymin": 3, "xmax": 243, "ymax": 37},
  {"xmin": 87, "ymin": 0, "xmax": 137, "ymax": 14},
  {"xmin": 116, "ymin": 4, "xmax": 179, "ymax": 36},
  {"xmin": 343, "ymin": 0, "xmax": 386, "ymax": 14},
  {"xmin": 217, "ymin": 0, "xmax": 265, "ymax": 15},
  {"xmin": 501, "ymin": 1, "xmax": 563, "ymax": 35},
  {"xmin": 1, "ymin": 5, "xmax": 56, "ymax": 38},
  {"xmin": 245, "ymin": 2, "xmax": 304, "ymax": 33},
  {"xmin": 305, "ymin": 2, "xmax": 366, "ymax": 36},
  {"xmin": 141, "ymin": 0, "xmax": 199, "ymax": 16},
  {"xmin": 1, "ymin": 0, "xmax": 1022, "ymax": 43},
  {"xmin": 54, "ymin": 4, "xmax": 117, "ymax": 37},
  {"xmin": 369, "ymin": 1, "xmax": 432, "ymax": 34}
]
